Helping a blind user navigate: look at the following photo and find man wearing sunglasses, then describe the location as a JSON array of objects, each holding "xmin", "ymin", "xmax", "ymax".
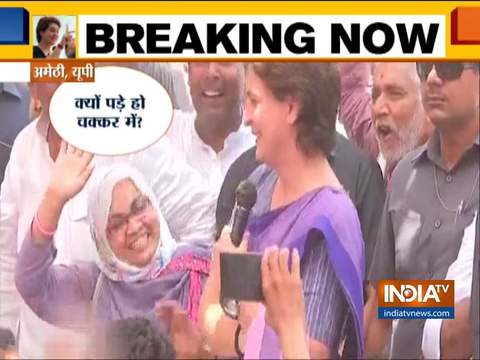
[{"xmin": 365, "ymin": 62, "xmax": 479, "ymax": 359}]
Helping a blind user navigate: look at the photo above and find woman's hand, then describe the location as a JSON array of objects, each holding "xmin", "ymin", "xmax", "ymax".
[
  {"xmin": 31, "ymin": 142, "xmax": 93, "ymax": 242},
  {"xmin": 198, "ymin": 227, "xmax": 249, "ymax": 357},
  {"xmin": 32, "ymin": 142, "xmax": 94, "ymax": 243},
  {"xmin": 46, "ymin": 141, "xmax": 94, "ymax": 205},
  {"xmin": 50, "ymin": 25, "xmax": 73, "ymax": 58},
  {"xmin": 262, "ymin": 246, "xmax": 309, "ymax": 358}
]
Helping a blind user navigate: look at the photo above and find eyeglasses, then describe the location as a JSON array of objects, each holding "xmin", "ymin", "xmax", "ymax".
[
  {"xmin": 416, "ymin": 62, "xmax": 479, "ymax": 82},
  {"xmin": 107, "ymin": 195, "xmax": 152, "ymax": 235}
]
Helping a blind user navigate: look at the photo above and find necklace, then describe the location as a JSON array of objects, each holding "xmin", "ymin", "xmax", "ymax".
[{"xmin": 433, "ymin": 165, "xmax": 479, "ymax": 224}]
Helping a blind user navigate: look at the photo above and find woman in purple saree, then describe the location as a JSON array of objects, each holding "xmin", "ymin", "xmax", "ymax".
[
  {"xmin": 200, "ymin": 63, "xmax": 364, "ymax": 359},
  {"xmin": 244, "ymin": 165, "xmax": 364, "ymax": 358}
]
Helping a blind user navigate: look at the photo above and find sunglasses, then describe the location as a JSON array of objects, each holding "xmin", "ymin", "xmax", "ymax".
[{"xmin": 416, "ymin": 62, "xmax": 479, "ymax": 82}]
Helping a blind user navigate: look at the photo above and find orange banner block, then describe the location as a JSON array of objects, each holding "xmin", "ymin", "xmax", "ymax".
[
  {"xmin": 31, "ymin": 61, "xmax": 95, "ymax": 82},
  {"xmin": 451, "ymin": 7, "xmax": 480, "ymax": 45}
]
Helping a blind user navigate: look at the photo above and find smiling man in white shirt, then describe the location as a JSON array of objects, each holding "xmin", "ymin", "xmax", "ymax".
[
  {"xmin": 167, "ymin": 62, "xmax": 254, "ymax": 195},
  {"xmin": 0, "ymin": 81, "xmax": 216, "ymax": 358}
]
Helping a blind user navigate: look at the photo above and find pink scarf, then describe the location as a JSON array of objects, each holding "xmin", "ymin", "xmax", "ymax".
[{"xmin": 159, "ymin": 253, "xmax": 210, "ymax": 323}]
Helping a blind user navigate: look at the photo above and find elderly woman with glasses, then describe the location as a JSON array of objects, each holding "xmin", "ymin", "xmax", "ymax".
[{"xmin": 14, "ymin": 143, "xmax": 210, "ymax": 328}]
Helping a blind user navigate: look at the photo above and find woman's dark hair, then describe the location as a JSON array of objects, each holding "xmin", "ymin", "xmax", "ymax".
[
  {"xmin": 249, "ymin": 62, "xmax": 340, "ymax": 157},
  {"xmin": 100, "ymin": 318, "xmax": 175, "ymax": 359},
  {"xmin": 36, "ymin": 16, "xmax": 61, "ymax": 43}
]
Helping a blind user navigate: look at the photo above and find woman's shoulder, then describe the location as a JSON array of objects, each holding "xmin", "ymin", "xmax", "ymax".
[
  {"xmin": 315, "ymin": 186, "xmax": 358, "ymax": 216},
  {"xmin": 161, "ymin": 244, "xmax": 211, "ymax": 277},
  {"xmin": 309, "ymin": 187, "xmax": 363, "ymax": 243},
  {"xmin": 33, "ymin": 46, "xmax": 46, "ymax": 58}
]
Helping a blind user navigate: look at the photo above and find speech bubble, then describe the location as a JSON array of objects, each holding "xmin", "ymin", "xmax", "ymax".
[{"xmin": 50, "ymin": 65, "xmax": 173, "ymax": 155}]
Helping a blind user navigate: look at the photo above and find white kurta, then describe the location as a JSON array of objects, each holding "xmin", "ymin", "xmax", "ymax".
[
  {"xmin": 167, "ymin": 110, "xmax": 255, "ymax": 197},
  {"xmin": 421, "ymin": 212, "xmax": 477, "ymax": 358}
]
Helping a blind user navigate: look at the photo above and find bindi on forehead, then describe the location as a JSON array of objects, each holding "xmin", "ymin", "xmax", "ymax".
[{"xmin": 377, "ymin": 71, "xmax": 416, "ymax": 89}]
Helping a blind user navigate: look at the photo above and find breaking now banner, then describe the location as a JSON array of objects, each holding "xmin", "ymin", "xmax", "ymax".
[
  {"xmin": 0, "ymin": 1, "xmax": 479, "ymax": 81},
  {"xmin": 0, "ymin": 2, "xmax": 479, "ymax": 61}
]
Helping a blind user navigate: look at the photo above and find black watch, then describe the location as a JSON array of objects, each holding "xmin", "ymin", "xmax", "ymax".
[{"xmin": 221, "ymin": 298, "xmax": 240, "ymax": 320}]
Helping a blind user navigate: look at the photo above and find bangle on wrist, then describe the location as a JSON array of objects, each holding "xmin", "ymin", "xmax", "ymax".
[{"xmin": 34, "ymin": 212, "xmax": 56, "ymax": 237}]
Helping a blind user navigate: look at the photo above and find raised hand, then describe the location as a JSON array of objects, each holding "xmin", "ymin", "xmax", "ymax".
[
  {"xmin": 32, "ymin": 142, "xmax": 94, "ymax": 242},
  {"xmin": 50, "ymin": 25, "xmax": 73, "ymax": 58},
  {"xmin": 47, "ymin": 141, "xmax": 94, "ymax": 205},
  {"xmin": 60, "ymin": 24, "xmax": 73, "ymax": 46}
]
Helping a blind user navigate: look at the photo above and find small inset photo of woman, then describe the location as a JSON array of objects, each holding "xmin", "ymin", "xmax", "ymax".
[{"xmin": 33, "ymin": 15, "xmax": 76, "ymax": 59}]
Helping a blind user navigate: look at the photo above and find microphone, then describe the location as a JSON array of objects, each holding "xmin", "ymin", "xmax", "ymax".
[{"xmin": 230, "ymin": 180, "xmax": 257, "ymax": 247}]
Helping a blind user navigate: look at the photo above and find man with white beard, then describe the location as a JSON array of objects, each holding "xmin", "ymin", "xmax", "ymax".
[
  {"xmin": 371, "ymin": 62, "xmax": 433, "ymax": 188},
  {"xmin": 338, "ymin": 62, "xmax": 433, "ymax": 189}
]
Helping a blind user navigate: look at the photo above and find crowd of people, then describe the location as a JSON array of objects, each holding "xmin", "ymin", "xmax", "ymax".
[{"xmin": 0, "ymin": 60, "xmax": 478, "ymax": 359}]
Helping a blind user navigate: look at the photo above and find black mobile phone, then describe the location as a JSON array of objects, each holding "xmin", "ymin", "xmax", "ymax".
[{"xmin": 220, "ymin": 252, "xmax": 264, "ymax": 302}]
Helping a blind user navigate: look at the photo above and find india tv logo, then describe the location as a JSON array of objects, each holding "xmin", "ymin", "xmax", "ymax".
[{"xmin": 378, "ymin": 280, "xmax": 454, "ymax": 319}]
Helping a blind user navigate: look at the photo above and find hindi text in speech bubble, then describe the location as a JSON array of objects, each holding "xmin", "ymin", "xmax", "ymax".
[{"xmin": 50, "ymin": 65, "xmax": 173, "ymax": 155}]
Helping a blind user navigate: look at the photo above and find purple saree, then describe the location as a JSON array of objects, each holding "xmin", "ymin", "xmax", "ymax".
[{"xmin": 244, "ymin": 166, "xmax": 365, "ymax": 358}]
